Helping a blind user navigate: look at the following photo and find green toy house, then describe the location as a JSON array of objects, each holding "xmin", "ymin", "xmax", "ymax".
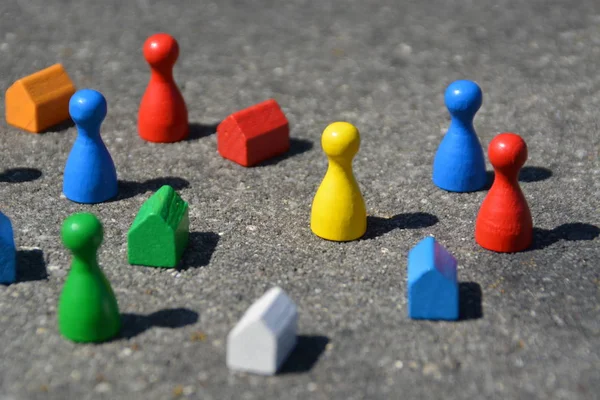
[{"xmin": 127, "ymin": 185, "xmax": 189, "ymax": 268}]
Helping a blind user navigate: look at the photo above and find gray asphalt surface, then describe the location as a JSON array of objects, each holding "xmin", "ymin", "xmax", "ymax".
[{"xmin": 1, "ymin": 0, "xmax": 599, "ymax": 399}]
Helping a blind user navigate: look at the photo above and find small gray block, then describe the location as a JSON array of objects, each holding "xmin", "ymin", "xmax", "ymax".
[{"xmin": 227, "ymin": 287, "xmax": 298, "ymax": 375}]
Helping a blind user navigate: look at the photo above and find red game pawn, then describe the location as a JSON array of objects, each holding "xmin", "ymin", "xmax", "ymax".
[
  {"xmin": 475, "ymin": 133, "xmax": 533, "ymax": 252},
  {"xmin": 138, "ymin": 33, "xmax": 188, "ymax": 143}
]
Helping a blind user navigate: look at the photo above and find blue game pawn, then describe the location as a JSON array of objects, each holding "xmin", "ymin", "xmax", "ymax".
[
  {"xmin": 63, "ymin": 89, "xmax": 118, "ymax": 203},
  {"xmin": 432, "ymin": 80, "xmax": 487, "ymax": 192},
  {"xmin": 0, "ymin": 211, "xmax": 16, "ymax": 284}
]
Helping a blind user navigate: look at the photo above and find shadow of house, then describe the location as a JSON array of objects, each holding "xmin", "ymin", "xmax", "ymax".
[
  {"xmin": 459, "ymin": 282, "xmax": 483, "ymax": 320},
  {"xmin": 40, "ymin": 118, "xmax": 74, "ymax": 133},
  {"xmin": 256, "ymin": 138, "xmax": 314, "ymax": 167},
  {"xmin": 279, "ymin": 335, "xmax": 329, "ymax": 374},
  {"xmin": 178, "ymin": 232, "xmax": 220, "ymax": 269}
]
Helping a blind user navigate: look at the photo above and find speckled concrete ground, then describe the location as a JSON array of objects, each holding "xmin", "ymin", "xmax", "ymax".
[{"xmin": 0, "ymin": 0, "xmax": 599, "ymax": 399}]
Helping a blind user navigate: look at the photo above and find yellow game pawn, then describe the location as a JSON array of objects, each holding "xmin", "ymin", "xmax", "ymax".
[{"xmin": 311, "ymin": 122, "xmax": 367, "ymax": 241}]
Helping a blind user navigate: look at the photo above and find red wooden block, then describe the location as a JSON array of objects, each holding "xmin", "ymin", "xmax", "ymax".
[
  {"xmin": 217, "ymin": 99, "xmax": 290, "ymax": 167},
  {"xmin": 475, "ymin": 133, "xmax": 533, "ymax": 253}
]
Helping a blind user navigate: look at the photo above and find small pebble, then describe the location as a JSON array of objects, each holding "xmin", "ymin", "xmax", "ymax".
[{"xmin": 94, "ymin": 382, "xmax": 111, "ymax": 393}]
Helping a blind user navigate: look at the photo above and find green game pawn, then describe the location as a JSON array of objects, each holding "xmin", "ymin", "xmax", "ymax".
[{"xmin": 58, "ymin": 213, "xmax": 121, "ymax": 343}]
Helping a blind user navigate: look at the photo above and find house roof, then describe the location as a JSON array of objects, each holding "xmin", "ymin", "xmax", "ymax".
[
  {"xmin": 15, "ymin": 64, "xmax": 75, "ymax": 106},
  {"xmin": 129, "ymin": 185, "xmax": 188, "ymax": 231},
  {"xmin": 408, "ymin": 236, "xmax": 457, "ymax": 285},
  {"xmin": 229, "ymin": 287, "xmax": 297, "ymax": 339},
  {"xmin": 225, "ymin": 99, "xmax": 288, "ymax": 140}
]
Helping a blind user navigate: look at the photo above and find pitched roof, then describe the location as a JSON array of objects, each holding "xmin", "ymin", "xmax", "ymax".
[
  {"xmin": 17, "ymin": 64, "xmax": 75, "ymax": 105},
  {"xmin": 225, "ymin": 99, "xmax": 288, "ymax": 140},
  {"xmin": 130, "ymin": 185, "xmax": 188, "ymax": 231},
  {"xmin": 408, "ymin": 236, "xmax": 457, "ymax": 284}
]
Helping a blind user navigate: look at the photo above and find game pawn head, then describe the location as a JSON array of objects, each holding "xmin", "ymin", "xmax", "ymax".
[
  {"xmin": 61, "ymin": 212, "xmax": 104, "ymax": 254},
  {"xmin": 321, "ymin": 121, "xmax": 360, "ymax": 161},
  {"xmin": 488, "ymin": 132, "xmax": 528, "ymax": 172},
  {"xmin": 69, "ymin": 89, "xmax": 107, "ymax": 128},
  {"xmin": 143, "ymin": 33, "xmax": 180, "ymax": 71},
  {"xmin": 445, "ymin": 80, "xmax": 482, "ymax": 119},
  {"xmin": 475, "ymin": 132, "xmax": 533, "ymax": 253}
]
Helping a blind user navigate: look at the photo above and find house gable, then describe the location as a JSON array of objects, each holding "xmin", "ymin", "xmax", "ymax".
[
  {"xmin": 217, "ymin": 115, "xmax": 247, "ymax": 165},
  {"xmin": 233, "ymin": 99, "xmax": 288, "ymax": 140},
  {"xmin": 128, "ymin": 215, "xmax": 176, "ymax": 266},
  {"xmin": 409, "ymin": 271, "xmax": 458, "ymax": 320},
  {"xmin": 5, "ymin": 81, "xmax": 36, "ymax": 132}
]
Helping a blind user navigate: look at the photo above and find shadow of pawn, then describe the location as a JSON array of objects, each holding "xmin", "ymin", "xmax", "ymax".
[
  {"xmin": 120, "ymin": 308, "xmax": 199, "ymax": 339},
  {"xmin": 0, "ymin": 168, "xmax": 42, "ymax": 183}
]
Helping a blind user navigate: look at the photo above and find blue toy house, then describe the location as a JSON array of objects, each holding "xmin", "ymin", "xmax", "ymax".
[
  {"xmin": 408, "ymin": 236, "xmax": 458, "ymax": 320},
  {"xmin": 0, "ymin": 211, "xmax": 16, "ymax": 284}
]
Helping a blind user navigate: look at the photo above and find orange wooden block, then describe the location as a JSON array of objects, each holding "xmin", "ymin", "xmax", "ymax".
[{"xmin": 5, "ymin": 64, "xmax": 76, "ymax": 133}]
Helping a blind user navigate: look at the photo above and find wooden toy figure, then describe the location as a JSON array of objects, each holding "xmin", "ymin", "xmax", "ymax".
[
  {"xmin": 128, "ymin": 185, "xmax": 189, "ymax": 268},
  {"xmin": 63, "ymin": 89, "xmax": 118, "ymax": 203},
  {"xmin": 5, "ymin": 64, "xmax": 76, "ymax": 133},
  {"xmin": 475, "ymin": 133, "xmax": 533, "ymax": 252},
  {"xmin": 432, "ymin": 80, "xmax": 487, "ymax": 192},
  {"xmin": 138, "ymin": 33, "xmax": 189, "ymax": 143},
  {"xmin": 217, "ymin": 99, "xmax": 290, "ymax": 166},
  {"xmin": 408, "ymin": 236, "xmax": 458, "ymax": 320},
  {"xmin": 58, "ymin": 213, "xmax": 121, "ymax": 343},
  {"xmin": 227, "ymin": 287, "xmax": 298, "ymax": 375},
  {"xmin": 311, "ymin": 122, "xmax": 367, "ymax": 241}
]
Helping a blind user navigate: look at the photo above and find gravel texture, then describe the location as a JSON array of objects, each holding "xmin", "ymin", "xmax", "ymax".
[{"xmin": 0, "ymin": 0, "xmax": 599, "ymax": 399}]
